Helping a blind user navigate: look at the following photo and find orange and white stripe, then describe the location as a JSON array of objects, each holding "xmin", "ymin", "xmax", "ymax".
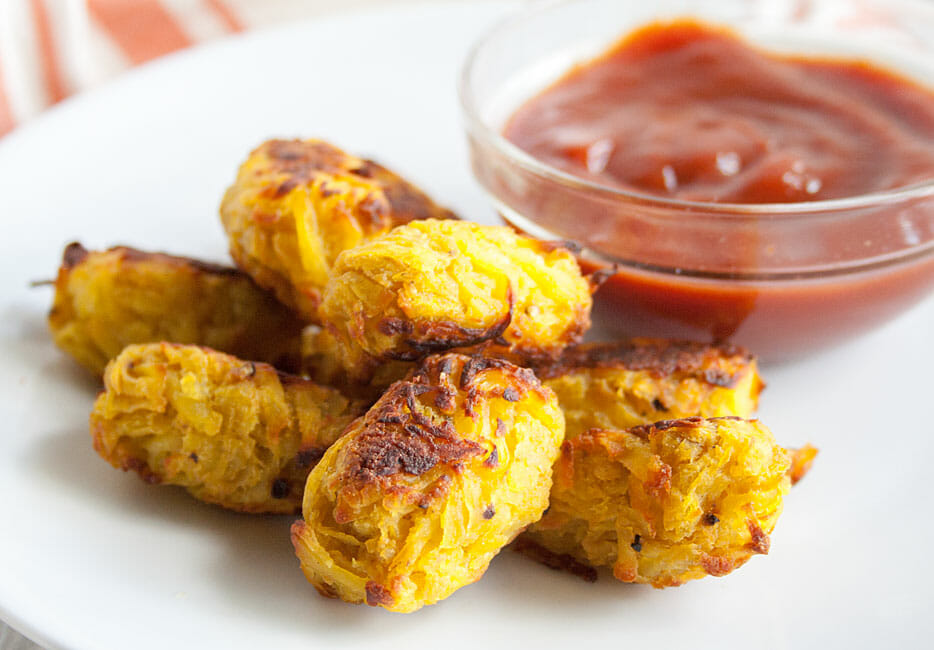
[
  {"xmin": 0, "ymin": 0, "xmax": 397, "ymax": 138},
  {"xmin": 0, "ymin": 0, "xmax": 255, "ymax": 137}
]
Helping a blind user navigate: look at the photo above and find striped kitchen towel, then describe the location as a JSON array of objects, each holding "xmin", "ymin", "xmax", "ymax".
[{"xmin": 0, "ymin": 0, "xmax": 380, "ymax": 137}]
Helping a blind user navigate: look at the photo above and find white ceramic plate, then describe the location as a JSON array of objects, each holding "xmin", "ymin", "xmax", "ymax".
[{"xmin": 1, "ymin": 2, "xmax": 933, "ymax": 648}]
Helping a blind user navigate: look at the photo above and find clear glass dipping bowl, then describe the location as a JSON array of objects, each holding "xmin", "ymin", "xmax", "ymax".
[{"xmin": 460, "ymin": 0, "xmax": 934, "ymax": 362}]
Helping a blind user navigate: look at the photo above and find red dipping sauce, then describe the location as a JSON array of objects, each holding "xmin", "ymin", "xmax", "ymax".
[{"xmin": 497, "ymin": 20, "xmax": 934, "ymax": 360}]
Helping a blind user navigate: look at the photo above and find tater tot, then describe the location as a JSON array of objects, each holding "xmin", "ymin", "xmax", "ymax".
[
  {"xmin": 220, "ymin": 139, "xmax": 456, "ymax": 320},
  {"xmin": 291, "ymin": 353, "xmax": 564, "ymax": 612},
  {"xmin": 317, "ymin": 219, "xmax": 593, "ymax": 382},
  {"xmin": 49, "ymin": 243, "xmax": 305, "ymax": 376},
  {"xmin": 90, "ymin": 343, "xmax": 365, "ymax": 514},
  {"xmin": 536, "ymin": 339, "xmax": 764, "ymax": 438},
  {"xmin": 523, "ymin": 417, "xmax": 792, "ymax": 587}
]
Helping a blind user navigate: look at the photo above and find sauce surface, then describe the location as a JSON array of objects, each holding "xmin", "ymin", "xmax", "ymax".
[{"xmin": 504, "ymin": 21, "xmax": 934, "ymax": 203}]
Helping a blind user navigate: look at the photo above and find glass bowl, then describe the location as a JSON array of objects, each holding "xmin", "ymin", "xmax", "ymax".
[{"xmin": 460, "ymin": 0, "xmax": 934, "ymax": 363}]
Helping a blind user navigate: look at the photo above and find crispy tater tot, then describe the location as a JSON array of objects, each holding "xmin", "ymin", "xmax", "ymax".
[
  {"xmin": 317, "ymin": 219, "xmax": 593, "ymax": 383},
  {"xmin": 536, "ymin": 339, "xmax": 764, "ymax": 438},
  {"xmin": 291, "ymin": 353, "xmax": 564, "ymax": 612},
  {"xmin": 90, "ymin": 343, "xmax": 366, "ymax": 514},
  {"xmin": 220, "ymin": 139, "xmax": 456, "ymax": 320},
  {"xmin": 48, "ymin": 243, "xmax": 306, "ymax": 376},
  {"xmin": 522, "ymin": 417, "xmax": 792, "ymax": 587}
]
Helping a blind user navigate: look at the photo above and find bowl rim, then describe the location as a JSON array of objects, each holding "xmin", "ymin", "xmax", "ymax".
[{"xmin": 458, "ymin": 0, "xmax": 934, "ymax": 218}]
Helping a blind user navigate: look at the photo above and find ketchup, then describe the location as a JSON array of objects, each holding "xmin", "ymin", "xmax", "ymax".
[
  {"xmin": 499, "ymin": 21, "xmax": 934, "ymax": 360},
  {"xmin": 504, "ymin": 21, "xmax": 934, "ymax": 203}
]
